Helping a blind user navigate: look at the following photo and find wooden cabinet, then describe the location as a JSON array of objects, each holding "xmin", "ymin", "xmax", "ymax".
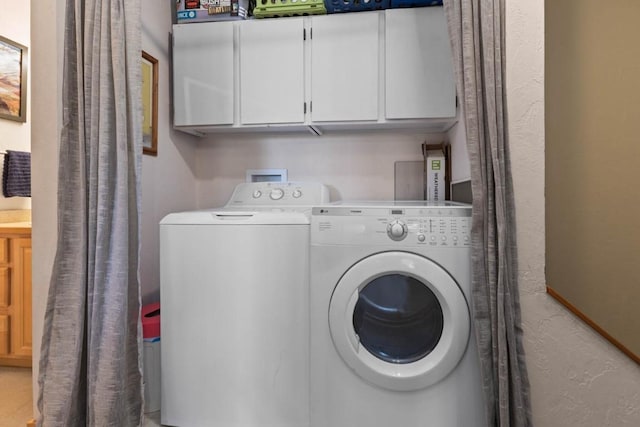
[{"xmin": 0, "ymin": 231, "xmax": 32, "ymax": 367}]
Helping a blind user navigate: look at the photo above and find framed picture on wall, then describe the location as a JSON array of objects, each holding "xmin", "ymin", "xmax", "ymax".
[
  {"xmin": 142, "ymin": 50, "xmax": 158, "ymax": 156},
  {"xmin": 0, "ymin": 35, "xmax": 28, "ymax": 123}
]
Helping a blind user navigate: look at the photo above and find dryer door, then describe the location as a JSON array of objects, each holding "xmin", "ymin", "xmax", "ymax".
[{"xmin": 328, "ymin": 251, "xmax": 470, "ymax": 391}]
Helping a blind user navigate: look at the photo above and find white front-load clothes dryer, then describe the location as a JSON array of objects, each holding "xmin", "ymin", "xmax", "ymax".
[
  {"xmin": 310, "ymin": 202, "xmax": 486, "ymax": 427},
  {"xmin": 160, "ymin": 182, "xmax": 329, "ymax": 427}
]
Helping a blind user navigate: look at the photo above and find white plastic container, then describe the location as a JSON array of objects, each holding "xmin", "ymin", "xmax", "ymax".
[
  {"xmin": 143, "ymin": 339, "xmax": 161, "ymax": 413},
  {"xmin": 141, "ymin": 302, "xmax": 161, "ymax": 414}
]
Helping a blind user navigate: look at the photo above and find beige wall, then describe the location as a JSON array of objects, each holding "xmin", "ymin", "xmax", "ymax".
[
  {"xmin": 140, "ymin": 0, "xmax": 199, "ymax": 304},
  {"xmin": 30, "ymin": 0, "xmax": 64, "ymax": 417},
  {"xmin": 0, "ymin": 2, "xmax": 31, "ymax": 210},
  {"xmin": 546, "ymin": 0, "xmax": 640, "ymax": 358},
  {"xmin": 194, "ymin": 132, "xmax": 446, "ymax": 207}
]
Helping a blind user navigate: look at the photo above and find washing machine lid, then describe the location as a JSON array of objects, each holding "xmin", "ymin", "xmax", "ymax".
[
  {"xmin": 160, "ymin": 209, "xmax": 310, "ymax": 225},
  {"xmin": 329, "ymin": 251, "xmax": 470, "ymax": 392}
]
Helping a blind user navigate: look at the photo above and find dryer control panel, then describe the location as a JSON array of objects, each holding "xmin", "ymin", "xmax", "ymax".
[{"xmin": 312, "ymin": 204, "xmax": 472, "ymax": 248}]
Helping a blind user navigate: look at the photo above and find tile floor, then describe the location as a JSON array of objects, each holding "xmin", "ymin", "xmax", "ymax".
[
  {"xmin": 0, "ymin": 367, "xmax": 163, "ymax": 427},
  {"xmin": 143, "ymin": 411, "xmax": 162, "ymax": 426},
  {"xmin": 0, "ymin": 367, "xmax": 33, "ymax": 427}
]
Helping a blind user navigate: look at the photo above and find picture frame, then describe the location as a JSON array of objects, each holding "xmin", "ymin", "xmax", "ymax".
[
  {"xmin": 142, "ymin": 50, "xmax": 158, "ymax": 156},
  {"xmin": 0, "ymin": 35, "xmax": 28, "ymax": 123}
]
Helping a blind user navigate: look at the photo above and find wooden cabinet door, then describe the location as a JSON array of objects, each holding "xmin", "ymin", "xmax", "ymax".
[
  {"xmin": 0, "ymin": 235, "xmax": 31, "ymax": 367},
  {"xmin": 385, "ymin": 7, "xmax": 456, "ymax": 119},
  {"xmin": 239, "ymin": 18, "xmax": 305, "ymax": 125},
  {"xmin": 10, "ymin": 238, "xmax": 31, "ymax": 360},
  {"xmin": 310, "ymin": 12, "xmax": 380, "ymax": 122},
  {"xmin": 173, "ymin": 22, "xmax": 235, "ymax": 126},
  {"xmin": 0, "ymin": 237, "xmax": 9, "ymax": 358}
]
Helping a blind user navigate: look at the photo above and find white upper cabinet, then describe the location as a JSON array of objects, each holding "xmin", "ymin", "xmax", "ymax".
[
  {"xmin": 385, "ymin": 7, "xmax": 456, "ymax": 119},
  {"xmin": 172, "ymin": 7, "xmax": 457, "ymax": 134},
  {"xmin": 239, "ymin": 18, "xmax": 305, "ymax": 125},
  {"xmin": 310, "ymin": 13, "xmax": 380, "ymax": 122},
  {"xmin": 173, "ymin": 22, "xmax": 234, "ymax": 126}
]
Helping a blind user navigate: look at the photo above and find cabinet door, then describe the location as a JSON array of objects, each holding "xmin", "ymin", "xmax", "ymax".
[
  {"xmin": 385, "ymin": 7, "xmax": 456, "ymax": 119},
  {"xmin": 0, "ymin": 237, "xmax": 8, "ymax": 358},
  {"xmin": 10, "ymin": 238, "xmax": 31, "ymax": 360},
  {"xmin": 173, "ymin": 22, "xmax": 234, "ymax": 126},
  {"xmin": 240, "ymin": 18, "xmax": 305, "ymax": 125},
  {"xmin": 0, "ymin": 267, "xmax": 8, "ymax": 357},
  {"xmin": 311, "ymin": 13, "xmax": 380, "ymax": 122}
]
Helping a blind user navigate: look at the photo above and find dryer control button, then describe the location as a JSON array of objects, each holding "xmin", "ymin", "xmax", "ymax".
[
  {"xmin": 252, "ymin": 190, "xmax": 262, "ymax": 198},
  {"xmin": 417, "ymin": 234, "xmax": 426, "ymax": 242},
  {"xmin": 292, "ymin": 190, "xmax": 302, "ymax": 198},
  {"xmin": 270, "ymin": 188, "xmax": 284, "ymax": 200},
  {"xmin": 387, "ymin": 220, "xmax": 408, "ymax": 241}
]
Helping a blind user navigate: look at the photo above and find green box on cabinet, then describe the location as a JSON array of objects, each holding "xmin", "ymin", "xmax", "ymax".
[{"xmin": 253, "ymin": 0, "xmax": 326, "ymax": 19}]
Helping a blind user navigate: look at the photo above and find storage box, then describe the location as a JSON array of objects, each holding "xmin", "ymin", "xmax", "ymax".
[
  {"xmin": 253, "ymin": 0, "xmax": 326, "ymax": 19},
  {"xmin": 425, "ymin": 151, "xmax": 445, "ymax": 201},
  {"xmin": 325, "ymin": 0, "xmax": 390, "ymax": 14},
  {"xmin": 176, "ymin": 0, "xmax": 250, "ymax": 23}
]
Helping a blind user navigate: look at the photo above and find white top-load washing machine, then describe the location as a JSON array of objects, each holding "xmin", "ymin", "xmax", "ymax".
[
  {"xmin": 160, "ymin": 182, "xmax": 329, "ymax": 427},
  {"xmin": 310, "ymin": 202, "xmax": 486, "ymax": 427}
]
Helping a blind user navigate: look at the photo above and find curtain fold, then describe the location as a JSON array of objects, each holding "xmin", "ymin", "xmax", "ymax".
[
  {"xmin": 37, "ymin": 0, "xmax": 143, "ymax": 425},
  {"xmin": 442, "ymin": 1, "xmax": 532, "ymax": 426}
]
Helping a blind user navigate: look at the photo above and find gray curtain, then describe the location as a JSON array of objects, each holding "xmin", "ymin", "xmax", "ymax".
[
  {"xmin": 37, "ymin": 0, "xmax": 143, "ymax": 425},
  {"xmin": 442, "ymin": 1, "xmax": 532, "ymax": 426}
]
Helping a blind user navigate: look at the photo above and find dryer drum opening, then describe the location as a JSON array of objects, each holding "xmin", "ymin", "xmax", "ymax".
[{"xmin": 353, "ymin": 274, "xmax": 444, "ymax": 364}]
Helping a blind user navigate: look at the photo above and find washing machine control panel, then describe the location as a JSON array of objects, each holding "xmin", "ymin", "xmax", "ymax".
[
  {"xmin": 227, "ymin": 182, "xmax": 330, "ymax": 206},
  {"xmin": 269, "ymin": 188, "xmax": 285, "ymax": 200},
  {"xmin": 312, "ymin": 204, "xmax": 472, "ymax": 247}
]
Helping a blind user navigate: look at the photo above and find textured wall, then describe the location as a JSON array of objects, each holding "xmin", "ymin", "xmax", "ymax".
[{"xmin": 506, "ymin": 1, "xmax": 640, "ymax": 425}]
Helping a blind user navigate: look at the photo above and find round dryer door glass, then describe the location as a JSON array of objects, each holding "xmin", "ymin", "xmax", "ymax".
[
  {"xmin": 329, "ymin": 252, "xmax": 470, "ymax": 392},
  {"xmin": 353, "ymin": 274, "xmax": 444, "ymax": 364}
]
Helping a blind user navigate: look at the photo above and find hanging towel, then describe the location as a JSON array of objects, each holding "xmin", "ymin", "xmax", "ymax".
[{"xmin": 2, "ymin": 150, "xmax": 31, "ymax": 197}]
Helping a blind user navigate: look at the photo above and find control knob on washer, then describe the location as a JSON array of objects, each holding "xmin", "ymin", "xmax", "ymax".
[
  {"xmin": 387, "ymin": 220, "xmax": 408, "ymax": 241},
  {"xmin": 270, "ymin": 188, "xmax": 284, "ymax": 200}
]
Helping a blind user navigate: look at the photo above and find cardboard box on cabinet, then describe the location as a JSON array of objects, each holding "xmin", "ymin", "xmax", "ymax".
[
  {"xmin": 425, "ymin": 151, "xmax": 446, "ymax": 201},
  {"xmin": 176, "ymin": 0, "xmax": 251, "ymax": 23}
]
